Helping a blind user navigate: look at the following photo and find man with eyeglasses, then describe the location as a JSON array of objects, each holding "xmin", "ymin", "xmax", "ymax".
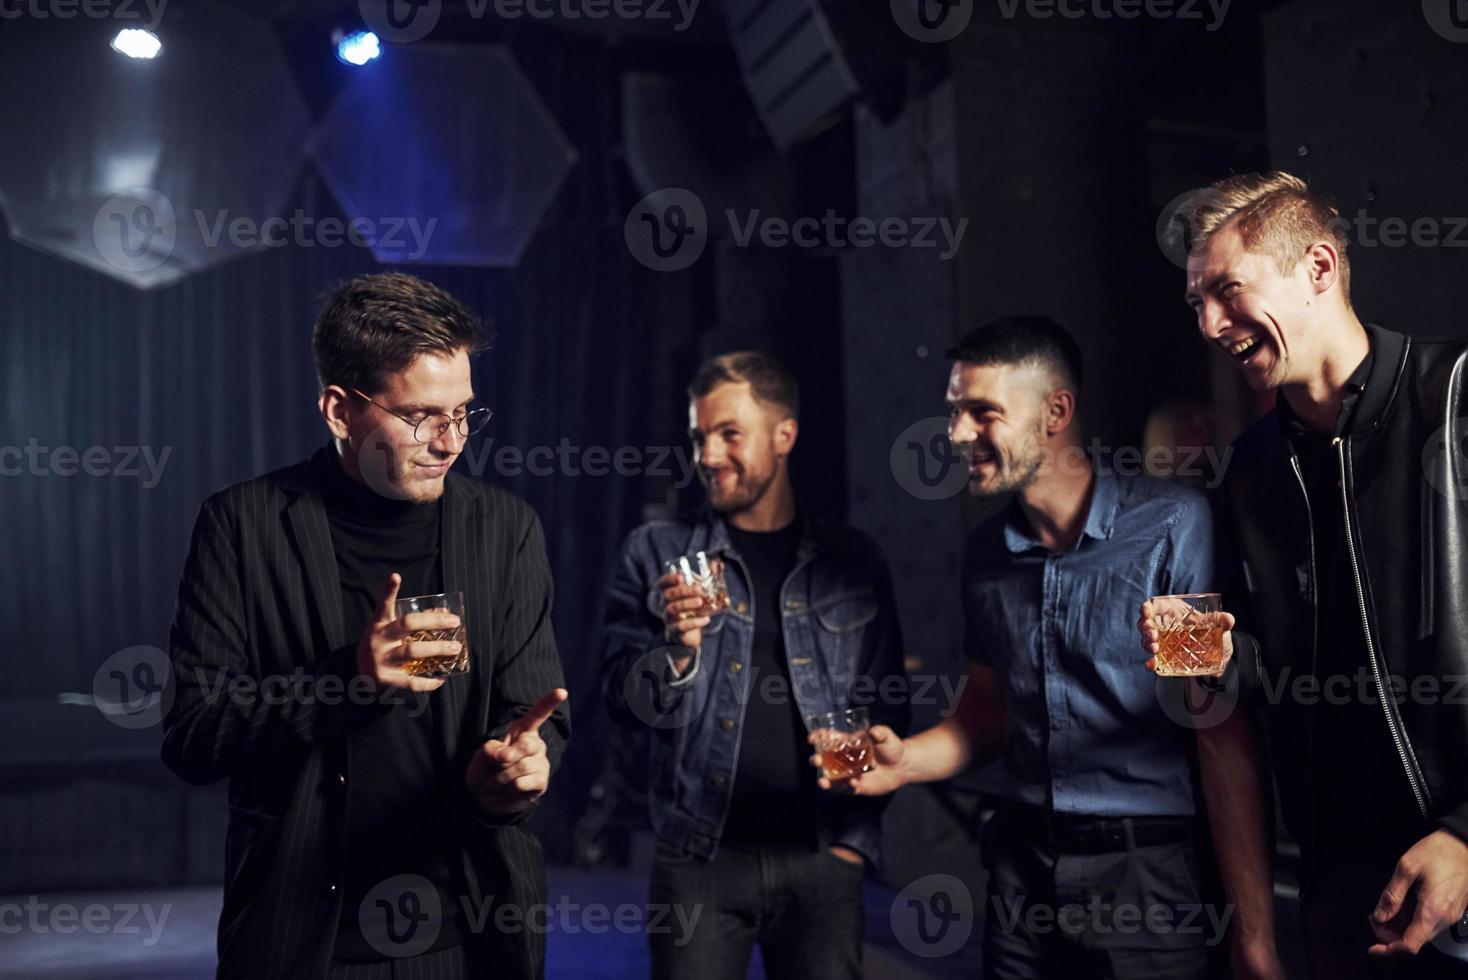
[{"xmin": 162, "ymin": 273, "xmax": 570, "ymax": 980}]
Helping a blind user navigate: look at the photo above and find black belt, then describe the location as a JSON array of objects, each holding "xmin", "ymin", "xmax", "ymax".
[{"xmin": 998, "ymin": 804, "xmax": 1196, "ymax": 854}]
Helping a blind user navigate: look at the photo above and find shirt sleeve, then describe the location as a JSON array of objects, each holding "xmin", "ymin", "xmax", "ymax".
[{"xmin": 1164, "ymin": 490, "xmax": 1217, "ymax": 596}]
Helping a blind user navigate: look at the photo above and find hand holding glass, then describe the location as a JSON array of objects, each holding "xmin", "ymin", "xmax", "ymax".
[
  {"xmin": 1146, "ymin": 592, "xmax": 1227, "ymax": 676},
  {"xmin": 395, "ymin": 591, "xmax": 469, "ymax": 677}
]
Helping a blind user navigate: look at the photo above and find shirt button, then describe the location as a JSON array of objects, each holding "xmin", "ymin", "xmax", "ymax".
[
  {"xmin": 720, "ymin": 719, "xmax": 735, "ymax": 732},
  {"xmin": 735, "ymin": 602, "xmax": 748, "ymax": 614},
  {"xmin": 729, "ymin": 662, "xmax": 744, "ymax": 673},
  {"xmin": 328, "ymin": 883, "xmax": 338, "ymax": 893},
  {"xmin": 338, "ymin": 773, "xmax": 346, "ymax": 785}
]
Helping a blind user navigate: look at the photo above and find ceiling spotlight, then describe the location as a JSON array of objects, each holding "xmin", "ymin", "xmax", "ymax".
[
  {"xmin": 111, "ymin": 28, "xmax": 162, "ymax": 60},
  {"xmin": 334, "ymin": 30, "xmax": 381, "ymax": 67}
]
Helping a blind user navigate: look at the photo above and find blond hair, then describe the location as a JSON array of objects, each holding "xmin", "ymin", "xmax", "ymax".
[{"xmin": 1167, "ymin": 171, "xmax": 1351, "ymax": 304}]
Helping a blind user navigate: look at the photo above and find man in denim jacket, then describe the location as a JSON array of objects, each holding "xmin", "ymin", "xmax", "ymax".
[{"xmin": 601, "ymin": 351, "xmax": 909, "ymax": 980}]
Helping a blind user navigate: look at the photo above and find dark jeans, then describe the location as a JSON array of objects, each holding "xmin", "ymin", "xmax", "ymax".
[
  {"xmin": 980, "ymin": 806, "xmax": 1217, "ymax": 980},
  {"xmin": 1302, "ymin": 855, "xmax": 1468, "ymax": 979},
  {"xmin": 647, "ymin": 841, "xmax": 864, "ymax": 980}
]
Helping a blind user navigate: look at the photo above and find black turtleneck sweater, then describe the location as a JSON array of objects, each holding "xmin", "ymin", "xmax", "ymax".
[{"xmin": 319, "ymin": 446, "xmax": 466, "ymax": 959}]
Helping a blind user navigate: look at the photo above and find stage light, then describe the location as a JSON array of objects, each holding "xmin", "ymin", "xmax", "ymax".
[
  {"xmin": 334, "ymin": 30, "xmax": 380, "ymax": 67},
  {"xmin": 111, "ymin": 29, "xmax": 161, "ymax": 60}
]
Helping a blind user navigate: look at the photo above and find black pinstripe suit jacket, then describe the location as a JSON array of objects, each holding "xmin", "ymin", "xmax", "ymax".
[{"xmin": 162, "ymin": 445, "xmax": 570, "ymax": 979}]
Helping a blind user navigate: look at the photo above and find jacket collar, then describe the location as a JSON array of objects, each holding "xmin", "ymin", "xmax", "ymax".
[
  {"xmin": 1003, "ymin": 467, "xmax": 1117, "ymax": 554},
  {"xmin": 1352, "ymin": 324, "xmax": 1410, "ymax": 434},
  {"xmin": 282, "ymin": 443, "xmax": 470, "ymax": 654},
  {"xmin": 697, "ymin": 505, "xmax": 833, "ymax": 563}
]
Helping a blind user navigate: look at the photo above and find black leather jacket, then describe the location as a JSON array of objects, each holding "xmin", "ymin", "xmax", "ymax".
[{"xmin": 1219, "ymin": 324, "xmax": 1468, "ymax": 852}]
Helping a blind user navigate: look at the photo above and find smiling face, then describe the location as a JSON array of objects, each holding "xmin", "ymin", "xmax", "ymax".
[
  {"xmin": 326, "ymin": 348, "xmax": 476, "ymax": 503},
  {"xmin": 945, "ymin": 361, "xmax": 1053, "ymax": 498},
  {"xmin": 689, "ymin": 380, "xmax": 795, "ymax": 516},
  {"xmin": 1185, "ymin": 220, "xmax": 1336, "ymax": 391}
]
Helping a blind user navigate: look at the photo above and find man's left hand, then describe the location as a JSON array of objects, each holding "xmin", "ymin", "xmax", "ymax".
[
  {"xmin": 1369, "ymin": 829, "xmax": 1468, "ymax": 955},
  {"xmin": 466, "ymin": 688, "xmax": 568, "ymax": 818}
]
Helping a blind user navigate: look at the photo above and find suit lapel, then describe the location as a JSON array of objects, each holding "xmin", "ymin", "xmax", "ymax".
[
  {"xmin": 284, "ymin": 451, "xmax": 350, "ymax": 657},
  {"xmin": 440, "ymin": 475, "xmax": 484, "ymax": 743}
]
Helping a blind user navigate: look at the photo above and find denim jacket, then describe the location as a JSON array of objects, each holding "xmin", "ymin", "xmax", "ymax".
[{"xmin": 600, "ymin": 511, "xmax": 909, "ymax": 864}]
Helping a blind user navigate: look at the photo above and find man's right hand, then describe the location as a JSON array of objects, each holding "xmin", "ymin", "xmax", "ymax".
[
  {"xmin": 356, "ymin": 573, "xmax": 460, "ymax": 692},
  {"xmin": 1137, "ymin": 598, "xmax": 1237, "ymax": 676},
  {"xmin": 659, "ymin": 569, "xmax": 713, "ymax": 676},
  {"xmin": 809, "ymin": 725, "xmax": 908, "ymax": 796}
]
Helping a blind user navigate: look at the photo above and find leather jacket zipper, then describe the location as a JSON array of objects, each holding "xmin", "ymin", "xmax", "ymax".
[
  {"xmin": 1333, "ymin": 436, "xmax": 1431, "ymax": 820},
  {"xmin": 1288, "ymin": 454, "xmax": 1321, "ymax": 871}
]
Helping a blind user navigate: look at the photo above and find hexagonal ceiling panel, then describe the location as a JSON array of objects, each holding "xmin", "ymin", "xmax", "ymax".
[
  {"xmin": 0, "ymin": 2, "xmax": 311, "ymax": 289},
  {"xmin": 310, "ymin": 43, "xmax": 577, "ymax": 267}
]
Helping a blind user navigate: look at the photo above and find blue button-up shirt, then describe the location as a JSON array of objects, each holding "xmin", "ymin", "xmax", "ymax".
[{"xmin": 962, "ymin": 470, "xmax": 1214, "ymax": 818}]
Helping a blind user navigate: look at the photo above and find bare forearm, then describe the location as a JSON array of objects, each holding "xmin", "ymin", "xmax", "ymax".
[
  {"xmin": 898, "ymin": 713, "xmax": 976, "ymax": 784},
  {"xmin": 1198, "ymin": 709, "xmax": 1276, "ymax": 944}
]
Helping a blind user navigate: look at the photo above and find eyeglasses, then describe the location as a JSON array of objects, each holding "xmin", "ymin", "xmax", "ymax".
[{"xmin": 349, "ymin": 388, "xmax": 493, "ymax": 444}]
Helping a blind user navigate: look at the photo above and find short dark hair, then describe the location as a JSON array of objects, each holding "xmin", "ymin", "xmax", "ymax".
[
  {"xmin": 312, "ymin": 273, "xmax": 486, "ymax": 394},
  {"xmin": 946, "ymin": 315, "xmax": 1083, "ymax": 393},
  {"xmin": 687, "ymin": 350, "xmax": 799, "ymax": 420}
]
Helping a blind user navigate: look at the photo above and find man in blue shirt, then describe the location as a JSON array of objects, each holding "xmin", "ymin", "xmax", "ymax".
[{"xmin": 830, "ymin": 316, "xmax": 1223, "ymax": 978}]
